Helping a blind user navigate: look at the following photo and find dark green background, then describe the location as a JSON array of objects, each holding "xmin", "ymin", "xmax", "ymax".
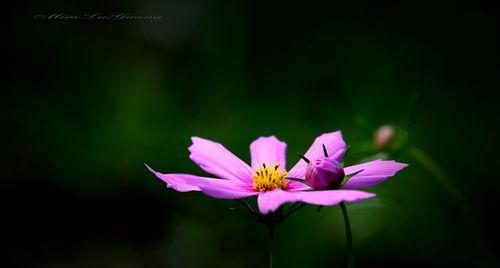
[{"xmin": 4, "ymin": 0, "xmax": 499, "ymax": 267}]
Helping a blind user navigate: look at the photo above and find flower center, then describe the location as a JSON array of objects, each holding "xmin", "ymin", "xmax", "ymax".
[{"xmin": 252, "ymin": 162, "xmax": 288, "ymax": 192}]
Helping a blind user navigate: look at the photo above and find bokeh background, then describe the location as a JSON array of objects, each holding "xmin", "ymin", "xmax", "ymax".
[{"xmin": 4, "ymin": 0, "xmax": 500, "ymax": 267}]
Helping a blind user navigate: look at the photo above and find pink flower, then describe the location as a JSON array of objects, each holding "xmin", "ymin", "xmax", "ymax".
[{"xmin": 146, "ymin": 131, "xmax": 407, "ymax": 214}]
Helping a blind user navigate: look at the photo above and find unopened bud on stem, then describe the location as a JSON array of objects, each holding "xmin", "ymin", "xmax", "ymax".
[
  {"xmin": 374, "ymin": 124, "xmax": 395, "ymax": 151},
  {"xmin": 305, "ymin": 157, "xmax": 345, "ymax": 190}
]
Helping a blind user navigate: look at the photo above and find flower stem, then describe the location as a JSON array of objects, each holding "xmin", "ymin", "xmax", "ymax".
[
  {"xmin": 267, "ymin": 225, "xmax": 275, "ymax": 268},
  {"xmin": 340, "ymin": 202, "xmax": 354, "ymax": 268}
]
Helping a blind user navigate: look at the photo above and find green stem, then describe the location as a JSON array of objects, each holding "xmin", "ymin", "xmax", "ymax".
[
  {"xmin": 267, "ymin": 225, "xmax": 275, "ymax": 268},
  {"xmin": 340, "ymin": 202, "xmax": 354, "ymax": 268}
]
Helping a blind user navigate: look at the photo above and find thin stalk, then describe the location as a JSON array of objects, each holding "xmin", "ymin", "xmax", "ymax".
[
  {"xmin": 267, "ymin": 225, "xmax": 275, "ymax": 268},
  {"xmin": 339, "ymin": 202, "xmax": 354, "ymax": 268}
]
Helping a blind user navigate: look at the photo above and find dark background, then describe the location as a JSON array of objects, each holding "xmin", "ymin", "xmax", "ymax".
[{"xmin": 4, "ymin": 0, "xmax": 500, "ymax": 267}]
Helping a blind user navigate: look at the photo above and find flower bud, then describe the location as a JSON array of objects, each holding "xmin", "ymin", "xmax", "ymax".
[
  {"xmin": 305, "ymin": 157, "xmax": 345, "ymax": 190},
  {"xmin": 374, "ymin": 124, "xmax": 395, "ymax": 152}
]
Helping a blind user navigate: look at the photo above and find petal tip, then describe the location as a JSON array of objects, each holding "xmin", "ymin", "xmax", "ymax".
[
  {"xmin": 144, "ymin": 163, "xmax": 156, "ymax": 174},
  {"xmin": 321, "ymin": 130, "xmax": 343, "ymax": 138},
  {"xmin": 394, "ymin": 161, "xmax": 409, "ymax": 171},
  {"xmin": 338, "ymin": 190, "xmax": 376, "ymax": 204},
  {"xmin": 251, "ymin": 135, "xmax": 286, "ymax": 145}
]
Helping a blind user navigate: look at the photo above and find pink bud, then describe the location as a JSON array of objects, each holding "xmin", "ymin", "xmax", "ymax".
[
  {"xmin": 305, "ymin": 157, "xmax": 345, "ymax": 190},
  {"xmin": 374, "ymin": 124, "xmax": 395, "ymax": 151}
]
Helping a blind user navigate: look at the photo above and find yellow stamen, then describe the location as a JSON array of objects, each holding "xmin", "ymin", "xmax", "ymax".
[{"xmin": 252, "ymin": 162, "xmax": 288, "ymax": 192}]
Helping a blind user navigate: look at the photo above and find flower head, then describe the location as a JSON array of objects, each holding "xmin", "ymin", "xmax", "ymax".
[
  {"xmin": 146, "ymin": 131, "xmax": 407, "ymax": 214},
  {"xmin": 252, "ymin": 162, "xmax": 288, "ymax": 191}
]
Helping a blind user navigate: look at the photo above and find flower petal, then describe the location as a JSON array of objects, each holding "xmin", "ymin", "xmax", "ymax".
[
  {"xmin": 293, "ymin": 189, "xmax": 376, "ymax": 206},
  {"xmin": 189, "ymin": 137, "xmax": 253, "ymax": 184},
  {"xmin": 146, "ymin": 164, "xmax": 257, "ymax": 199},
  {"xmin": 146, "ymin": 164, "xmax": 201, "ymax": 192},
  {"xmin": 198, "ymin": 180, "xmax": 258, "ymax": 199},
  {"xmin": 286, "ymin": 180, "xmax": 311, "ymax": 191},
  {"xmin": 257, "ymin": 189, "xmax": 375, "ymax": 214},
  {"xmin": 342, "ymin": 160, "xmax": 408, "ymax": 189},
  {"xmin": 250, "ymin": 136, "xmax": 287, "ymax": 169},
  {"xmin": 257, "ymin": 190, "xmax": 299, "ymax": 214},
  {"xmin": 288, "ymin": 131, "xmax": 347, "ymax": 178}
]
